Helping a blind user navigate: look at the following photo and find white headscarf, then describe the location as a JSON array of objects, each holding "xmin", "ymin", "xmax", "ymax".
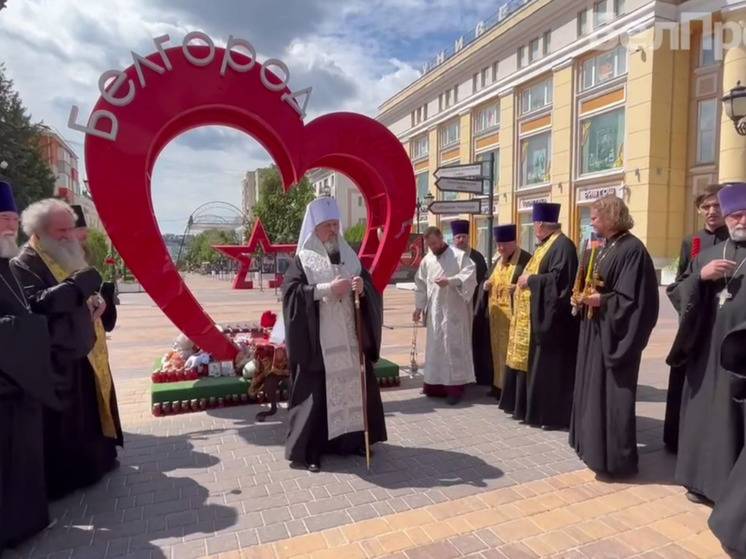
[{"xmin": 297, "ymin": 197, "xmax": 361, "ymax": 283}]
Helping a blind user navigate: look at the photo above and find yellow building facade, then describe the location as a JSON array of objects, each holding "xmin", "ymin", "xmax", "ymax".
[{"xmin": 378, "ymin": 0, "xmax": 746, "ymax": 271}]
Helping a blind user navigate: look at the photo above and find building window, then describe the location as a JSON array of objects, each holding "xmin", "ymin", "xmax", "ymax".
[
  {"xmin": 520, "ymin": 78, "xmax": 553, "ymax": 114},
  {"xmin": 543, "ymin": 30, "xmax": 551, "ymax": 56},
  {"xmin": 529, "ymin": 38, "xmax": 540, "ymax": 62},
  {"xmin": 358, "ymin": 196, "xmax": 363, "ymax": 207},
  {"xmin": 580, "ymin": 45, "xmax": 627, "ymax": 91},
  {"xmin": 594, "ymin": 0, "xmax": 612, "ymax": 27},
  {"xmin": 481, "ymin": 68, "xmax": 488, "ymax": 88},
  {"xmin": 416, "ymin": 172, "xmax": 429, "ymax": 200},
  {"xmin": 440, "ymin": 121, "xmax": 460, "ymax": 148},
  {"xmin": 578, "ymin": 9, "xmax": 589, "ymax": 37},
  {"xmin": 492, "ymin": 61, "xmax": 499, "ymax": 82},
  {"xmin": 412, "ymin": 135, "xmax": 429, "ymax": 160},
  {"xmin": 614, "ymin": 0, "xmax": 625, "ymax": 15},
  {"xmin": 520, "ymin": 132, "xmax": 551, "ymax": 187},
  {"xmin": 518, "ymin": 46, "xmax": 526, "ymax": 69},
  {"xmin": 473, "ymin": 73, "xmax": 479, "ymax": 93},
  {"xmin": 696, "ymin": 99, "xmax": 718, "ymax": 164},
  {"xmin": 453, "ymin": 85, "xmax": 458, "ymax": 104},
  {"xmin": 476, "ymin": 150, "xmax": 499, "ymax": 195},
  {"xmin": 580, "ymin": 107, "xmax": 625, "ymax": 175},
  {"xmin": 700, "ymin": 35, "xmax": 717, "ymax": 67},
  {"xmin": 474, "ymin": 104, "xmax": 499, "ymax": 135}
]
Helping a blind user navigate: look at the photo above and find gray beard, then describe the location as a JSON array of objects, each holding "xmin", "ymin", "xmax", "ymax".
[
  {"xmin": 323, "ymin": 238, "xmax": 339, "ymax": 254},
  {"xmin": 39, "ymin": 235, "xmax": 87, "ymax": 273},
  {"xmin": 0, "ymin": 235, "xmax": 19, "ymax": 259},
  {"xmin": 730, "ymin": 227, "xmax": 746, "ymax": 243}
]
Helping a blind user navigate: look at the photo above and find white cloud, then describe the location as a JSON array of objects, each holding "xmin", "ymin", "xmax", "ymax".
[{"xmin": 0, "ymin": 0, "xmax": 498, "ymax": 234}]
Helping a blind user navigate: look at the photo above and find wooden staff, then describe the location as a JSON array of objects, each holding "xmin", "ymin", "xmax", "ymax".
[{"xmin": 353, "ymin": 289, "xmax": 371, "ymax": 471}]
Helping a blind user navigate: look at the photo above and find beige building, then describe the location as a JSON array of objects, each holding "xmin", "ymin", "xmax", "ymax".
[
  {"xmin": 377, "ymin": 0, "xmax": 746, "ymax": 271},
  {"xmin": 308, "ymin": 169, "xmax": 367, "ymax": 230}
]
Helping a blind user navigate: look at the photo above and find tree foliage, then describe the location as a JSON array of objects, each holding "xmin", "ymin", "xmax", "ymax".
[
  {"xmin": 344, "ymin": 222, "xmax": 367, "ymax": 244},
  {"xmin": 86, "ymin": 229, "xmax": 110, "ymax": 272},
  {"xmin": 0, "ymin": 64, "xmax": 55, "ymax": 210},
  {"xmin": 252, "ymin": 166, "xmax": 315, "ymax": 243},
  {"xmin": 184, "ymin": 229, "xmax": 239, "ymax": 270}
]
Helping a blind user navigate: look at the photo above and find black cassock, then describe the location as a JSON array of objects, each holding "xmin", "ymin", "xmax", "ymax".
[
  {"xmin": 12, "ymin": 247, "xmax": 122, "ymax": 500},
  {"xmin": 667, "ymin": 239, "xmax": 746, "ymax": 502},
  {"xmin": 282, "ymin": 257, "xmax": 387, "ymax": 464},
  {"xmin": 708, "ymin": 321, "xmax": 746, "ymax": 556},
  {"xmin": 569, "ymin": 234, "xmax": 659, "ymax": 475},
  {"xmin": 0, "ymin": 258, "xmax": 61, "ymax": 551},
  {"xmin": 522, "ymin": 233, "xmax": 579, "ymax": 428},
  {"xmin": 664, "ymin": 226, "xmax": 729, "ymax": 452},
  {"xmin": 468, "ymin": 248, "xmax": 492, "ymax": 386}
]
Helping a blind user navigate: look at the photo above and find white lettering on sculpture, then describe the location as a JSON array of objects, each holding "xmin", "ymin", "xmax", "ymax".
[
  {"xmin": 131, "ymin": 49, "xmax": 169, "ymax": 88},
  {"xmin": 152, "ymin": 35, "xmax": 174, "ymax": 70},
  {"xmin": 260, "ymin": 59, "xmax": 290, "ymax": 92},
  {"xmin": 68, "ymin": 105, "xmax": 119, "ymax": 142},
  {"xmin": 182, "ymin": 31, "xmax": 215, "ymax": 67},
  {"xmin": 98, "ymin": 70, "xmax": 135, "ymax": 107},
  {"xmin": 220, "ymin": 35, "xmax": 257, "ymax": 76},
  {"xmin": 282, "ymin": 87, "xmax": 312, "ymax": 119}
]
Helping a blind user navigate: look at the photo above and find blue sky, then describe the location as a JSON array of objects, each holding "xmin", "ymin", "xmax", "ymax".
[{"xmin": 0, "ymin": 0, "xmax": 504, "ymax": 234}]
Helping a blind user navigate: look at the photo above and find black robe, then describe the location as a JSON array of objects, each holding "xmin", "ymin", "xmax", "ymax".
[
  {"xmin": 0, "ymin": 259, "xmax": 61, "ymax": 551},
  {"xmin": 282, "ymin": 256, "xmax": 387, "ymax": 464},
  {"xmin": 468, "ymin": 248, "xmax": 492, "ymax": 386},
  {"xmin": 11, "ymin": 246, "xmax": 122, "ymax": 500},
  {"xmin": 569, "ymin": 234, "xmax": 659, "ymax": 475},
  {"xmin": 666, "ymin": 239, "xmax": 746, "ymax": 502},
  {"xmin": 664, "ymin": 226, "xmax": 729, "ymax": 452},
  {"xmin": 709, "ymin": 321, "xmax": 746, "ymax": 556},
  {"xmin": 519, "ymin": 233, "xmax": 579, "ymax": 428}
]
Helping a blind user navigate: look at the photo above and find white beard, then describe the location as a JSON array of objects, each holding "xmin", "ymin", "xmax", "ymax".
[
  {"xmin": 730, "ymin": 227, "xmax": 746, "ymax": 243},
  {"xmin": 323, "ymin": 237, "xmax": 340, "ymax": 255},
  {"xmin": 39, "ymin": 235, "xmax": 87, "ymax": 273},
  {"xmin": 0, "ymin": 235, "xmax": 19, "ymax": 259}
]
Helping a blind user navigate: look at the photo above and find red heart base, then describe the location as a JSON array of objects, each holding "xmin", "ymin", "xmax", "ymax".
[{"xmin": 84, "ymin": 46, "xmax": 415, "ymax": 360}]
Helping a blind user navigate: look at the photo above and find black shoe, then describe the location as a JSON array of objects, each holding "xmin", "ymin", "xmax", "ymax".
[
  {"xmin": 685, "ymin": 491, "xmax": 712, "ymax": 506},
  {"xmin": 307, "ymin": 463, "xmax": 321, "ymax": 473},
  {"xmin": 446, "ymin": 394, "xmax": 461, "ymax": 406}
]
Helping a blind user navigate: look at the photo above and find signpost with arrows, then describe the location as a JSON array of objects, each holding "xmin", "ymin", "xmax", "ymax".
[{"xmin": 429, "ymin": 153, "xmax": 496, "ymax": 264}]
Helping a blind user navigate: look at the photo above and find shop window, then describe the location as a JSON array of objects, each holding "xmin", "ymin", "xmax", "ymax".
[
  {"xmin": 520, "ymin": 132, "xmax": 551, "ymax": 187},
  {"xmin": 580, "ymin": 108, "xmax": 625, "ymax": 175},
  {"xmin": 416, "ymin": 171, "xmax": 429, "ymax": 200},
  {"xmin": 700, "ymin": 35, "xmax": 717, "ymax": 67},
  {"xmin": 519, "ymin": 213, "xmax": 538, "ymax": 253}
]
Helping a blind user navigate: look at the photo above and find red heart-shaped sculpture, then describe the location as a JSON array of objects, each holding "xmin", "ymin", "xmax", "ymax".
[{"xmin": 84, "ymin": 46, "xmax": 415, "ymax": 360}]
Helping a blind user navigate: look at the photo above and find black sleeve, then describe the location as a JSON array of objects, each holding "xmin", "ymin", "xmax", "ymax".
[
  {"xmin": 527, "ymin": 238, "xmax": 578, "ymax": 338},
  {"xmin": 100, "ymin": 281, "xmax": 118, "ymax": 332},
  {"xmin": 281, "ymin": 256, "xmax": 322, "ymax": 374},
  {"xmin": 358, "ymin": 269, "xmax": 382, "ymax": 363},
  {"xmin": 676, "ymin": 235, "xmax": 692, "ymax": 281},
  {"xmin": 11, "ymin": 263, "xmax": 102, "ymax": 315},
  {"xmin": 598, "ymin": 243, "xmax": 660, "ymax": 372}
]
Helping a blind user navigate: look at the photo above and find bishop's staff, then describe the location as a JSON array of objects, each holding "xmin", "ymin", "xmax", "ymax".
[{"xmin": 353, "ymin": 289, "xmax": 372, "ymax": 471}]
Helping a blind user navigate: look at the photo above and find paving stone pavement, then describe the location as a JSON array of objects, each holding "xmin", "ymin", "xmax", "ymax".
[{"xmin": 3, "ymin": 276, "xmax": 726, "ymax": 559}]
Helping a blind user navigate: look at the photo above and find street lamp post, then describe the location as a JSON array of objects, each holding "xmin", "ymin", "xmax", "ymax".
[
  {"xmin": 722, "ymin": 81, "xmax": 746, "ymax": 136},
  {"xmin": 415, "ymin": 192, "xmax": 434, "ymax": 234}
]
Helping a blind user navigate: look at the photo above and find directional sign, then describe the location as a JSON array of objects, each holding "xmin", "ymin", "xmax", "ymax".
[
  {"xmin": 436, "ymin": 177, "xmax": 485, "ymax": 194},
  {"xmin": 428, "ymin": 199, "xmax": 483, "ymax": 215},
  {"xmin": 434, "ymin": 162, "xmax": 486, "ymax": 180}
]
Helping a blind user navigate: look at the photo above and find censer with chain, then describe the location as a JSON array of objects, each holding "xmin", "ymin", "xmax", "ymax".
[{"xmin": 409, "ymin": 319, "xmax": 418, "ymax": 374}]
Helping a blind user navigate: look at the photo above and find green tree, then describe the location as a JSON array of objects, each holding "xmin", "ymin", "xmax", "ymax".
[
  {"xmin": 253, "ymin": 166, "xmax": 315, "ymax": 243},
  {"xmin": 0, "ymin": 64, "xmax": 55, "ymax": 210},
  {"xmin": 86, "ymin": 229, "xmax": 109, "ymax": 272},
  {"xmin": 344, "ymin": 222, "xmax": 367, "ymax": 244},
  {"xmin": 184, "ymin": 229, "xmax": 239, "ymax": 270}
]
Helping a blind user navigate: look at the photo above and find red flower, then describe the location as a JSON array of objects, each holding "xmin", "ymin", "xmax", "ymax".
[{"xmin": 260, "ymin": 311, "xmax": 277, "ymax": 328}]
